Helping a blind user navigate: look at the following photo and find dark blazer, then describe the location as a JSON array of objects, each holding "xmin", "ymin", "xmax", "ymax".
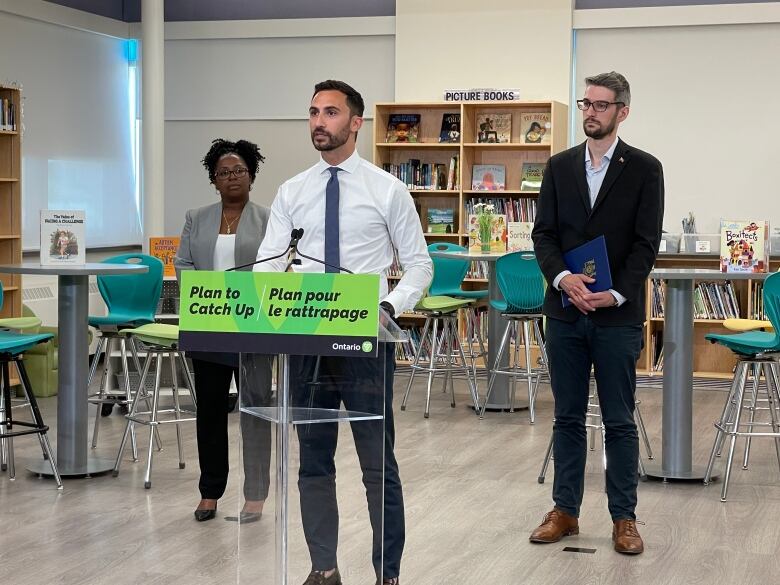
[{"xmin": 532, "ymin": 139, "xmax": 664, "ymax": 326}]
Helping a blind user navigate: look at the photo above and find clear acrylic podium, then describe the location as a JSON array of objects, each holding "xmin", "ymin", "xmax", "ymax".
[{"xmin": 235, "ymin": 311, "xmax": 407, "ymax": 585}]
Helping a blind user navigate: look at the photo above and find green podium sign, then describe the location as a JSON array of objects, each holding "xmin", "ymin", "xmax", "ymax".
[{"xmin": 178, "ymin": 271, "xmax": 380, "ymax": 357}]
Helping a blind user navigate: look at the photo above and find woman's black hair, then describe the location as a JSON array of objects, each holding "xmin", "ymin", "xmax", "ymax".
[{"xmin": 202, "ymin": 138, "xmax": 265, "ymax": 183}]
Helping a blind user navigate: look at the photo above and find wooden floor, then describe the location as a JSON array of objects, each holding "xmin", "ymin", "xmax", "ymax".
[{"xmin": 2, "ymin": 372, "xmax": 780, "ymax": 585}]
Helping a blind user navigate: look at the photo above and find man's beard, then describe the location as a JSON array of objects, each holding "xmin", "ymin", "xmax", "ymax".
[
  {"xmin": 583, "ymin": 115, "xmax": 616, "ymax": 139},
  {"xmin": 311, "ymin": 124, "xmax": 351, "ymax": 151}
]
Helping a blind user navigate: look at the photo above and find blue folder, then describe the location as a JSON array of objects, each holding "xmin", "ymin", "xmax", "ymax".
[{"xmin": 561, "ymin": 235, "xmax": 612, "ymax": 307}]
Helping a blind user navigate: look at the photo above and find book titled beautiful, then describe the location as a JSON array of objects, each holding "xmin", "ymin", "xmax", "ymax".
[
  {"xmin": 719, "ymin": 219, "xmax": 769, "ymax": 273},
  {"xmin": 149, "ymin": 236, "xmax": 181, "ymax": 277},
  {"xmin": 471, "ymin": 164, "xmax": 506, "ymax": 191},
  {"xmin": 386, "ymin": 113, "xmax": 420, "ymax": 143},
  {"xmin": 519, "ymin": 112, "xmax": 552, "ymax": 144},
  {"xmin": 40, "ymin": 210, "xmax": 86, "ymax": 265}
]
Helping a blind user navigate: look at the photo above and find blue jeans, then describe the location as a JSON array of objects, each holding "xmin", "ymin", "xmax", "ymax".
[{"xmin": 545, "ymin": 315, "xmax": 643, "ymax": 520}]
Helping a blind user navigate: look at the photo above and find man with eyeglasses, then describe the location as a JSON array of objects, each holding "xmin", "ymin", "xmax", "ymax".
[{"xmin": 531, "ymin": 71, "xmax": 664, "ymax": 554}]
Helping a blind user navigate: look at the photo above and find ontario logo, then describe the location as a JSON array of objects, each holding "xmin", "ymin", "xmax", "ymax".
[{"xmin": 361, "ymin": 341, "xmax": 373, "ymax": 353}]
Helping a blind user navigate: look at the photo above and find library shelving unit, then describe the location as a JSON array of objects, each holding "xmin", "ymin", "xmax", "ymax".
[
  {"xmin": 0, "ymin": 85, "xmax": 22, "ymax": 320},
  {"xmin": 374, "ymin": 100, "xmax": 567, "ymax": 365},
  {"xmin": 642, "ymin": 254, "xmax": 780, "ymax": 379}
]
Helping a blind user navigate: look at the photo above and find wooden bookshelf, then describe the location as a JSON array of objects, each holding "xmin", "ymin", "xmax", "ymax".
[
  {"xmin": 0, "ymin": 86, "xmax": 22, "ymax": 321},
  {"xmin": 0, "ymin": 86, "xmax": 22, "ymax": 386}
]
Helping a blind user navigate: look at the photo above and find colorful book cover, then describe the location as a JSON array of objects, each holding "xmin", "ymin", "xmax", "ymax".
[
  {"xmin": 149, "ymin": 236, "xmax": 181, "ymax": 277},
  {"xmin": 476, "ymin": 113, "xmax": 511, "ymax": 143},
  {"xmin": 471, "ymin": 164, "xmax": 506, "ymax": 191},
  {"xmin": 520, "ymin": 162, "xmax": 545, "ymax": 192},
  {"xmin": 40, "ymin": 210, "xmax": 86, "ymax": 265},
  {"xmin": 386, "ymin": 113, "xmax": 420, "ymax": 143},
  {"xmin": 426, "ymin": 208, "xmax": 455, "ymax": 234},
  {"xmin": 520, "ymin": 112, "xmax": 552, "ymax": 144},
  {"xmin": 467, "ymin": 213, "xmax": 507, "ymax": 253},
  {"xmin": 720, "ymin": 219, "xmax": 770, "ymax": 273},
  {"xmin": 507, "ymin": 222, "xmax": 534, "ymax": 252},
  {"xmin": 438, "ymin": 112, "xmax": 461, "ymax": 143}
]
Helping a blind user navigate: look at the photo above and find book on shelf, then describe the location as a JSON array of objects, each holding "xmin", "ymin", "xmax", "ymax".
[
  {"xmin": 0, "ymin": 97, "xmax": 16, "ymax": 132},
  {"xmin": 719, "ymin": 219, "xmax": 770, "ymax": 273},
  {"xmin": 467, "ymin": 213, "xmax": 507, "ymax": 253},
  {"xmin": 426, "ymin": 208, "xmax": 455, "ymax": 234},
  {"xmin": 471, "ymin": 164, "xmax": 506, "ymax": 191},
  {"xmin": 519, "ymin": 112, "xmax": 552, "ymax": 144},
  {"xmin": 149, "ymin": 236, "xmax": 181, "ymax": 277},
  {"xmin": 693, "ymin": 281, "xmax": 740, "ymax": 319},
  {"xmin": 507, "ymin": 221, "xmax": 534, "ymax": 252},
  {"xmin": 385, "ymin": 113, "xmax": 420, "ymax": 143},
  {"xmin": 40, "ymin": 210, "xmax": 86, "ymax": 265},
  {"xmin": 447, "ymin": 155, "xmax": 459, "ymax": 190},
  {"xmin": 439, "ymin": 112, "xmax": 461, "ymax": 143},
  {"xmin": 520, "ymin": 162, "xmax": 545, "ymax": 192},
  {"xmin": 476, "ymin": 113, "xmax": 511, "ymax": 143},
  {"xmin": 464, "ymin": 197, "xmax": 536, "ymax": 223},
  {"xmin": 383, "ymin": 160, "xmax": 448, "ymax": 190}
]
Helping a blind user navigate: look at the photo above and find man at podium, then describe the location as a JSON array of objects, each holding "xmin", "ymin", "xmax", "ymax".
[{"xmin": 254, "ymin": 80, "xmax": 432, "ymax": 585}]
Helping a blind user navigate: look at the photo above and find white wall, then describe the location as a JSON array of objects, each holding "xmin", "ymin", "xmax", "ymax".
[
  {"xmin": 0, "ymin": 8, "xmax": 141, "ymax": 250},
  {"xmin": 395, "ymin": 0, "xmax": 573, "ymax": 103},
  {"xmin": 575, "ymin": 22, "xmax": 780, "ymax": 233},
  {"xmin": 163, "ymin": 33, "xmax": 394, "ymax": 235}
]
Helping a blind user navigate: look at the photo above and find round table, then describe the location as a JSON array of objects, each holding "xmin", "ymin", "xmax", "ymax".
[
  {"xmin": 0, "ymin": 262, "xmax": 148, "ymax": 477},
  {"xmin": 428, "ymin": 250, "xmax": 522, "ymax": 410},
  {"xmin": 645, "ymin": 268, "xmax": 770, "ymax": 481}
]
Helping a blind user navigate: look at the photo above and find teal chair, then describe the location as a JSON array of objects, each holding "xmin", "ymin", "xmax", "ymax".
[
  {"xmin": 478, "ymin": 252, "xmax": 548, "ymax": 423},
  {"xmin": 112, "ymin": 323, "xmax": 196, "ymax": 489},
  {"xmin": 0, "ymin": 282, "xmax": 62, "ymax": 488},
  {"xmin": 426, "ymin": 242, "xmax": 488, "ymax": 374},
  {"xmin": 703, "ymin": 272, "xmax": 780, "ymax": 501},
  {"xmin": 87, "ymin": 254, "xmax": 164, "ymax": 448}
]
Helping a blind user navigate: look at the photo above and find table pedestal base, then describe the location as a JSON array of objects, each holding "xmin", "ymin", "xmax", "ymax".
[
  {"xmin": 643, "ymin": 462, "xmax": 717, "ymax": 482},
  {"xmin": 27, "ymin": 456, "xmax": 115, "ymax": 478}
]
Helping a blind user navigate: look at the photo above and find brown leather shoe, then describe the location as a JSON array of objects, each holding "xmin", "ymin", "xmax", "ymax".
[
  {"xmin": 612, "ymin": 519, "xmax": 644, "ymax": 554},
  {"xmin": 529, "ymin": 508, "xmax": 579, "ymax": 543}
]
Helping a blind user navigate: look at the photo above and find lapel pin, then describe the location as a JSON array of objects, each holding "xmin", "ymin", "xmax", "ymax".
[{"xmin": 619, "ymin": 157, "xmax": 625, "ymax": 163}]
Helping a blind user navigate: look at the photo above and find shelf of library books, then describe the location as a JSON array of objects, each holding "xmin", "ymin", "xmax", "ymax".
[
  {"xmin": 641, "ymin": 254, "xmax": 778, "ymax": 379},
  {"xmin": 0, "ymin": 85, "xmax": 22, "ymax": 326}
]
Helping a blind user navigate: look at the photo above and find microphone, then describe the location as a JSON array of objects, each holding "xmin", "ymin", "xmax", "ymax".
[{"xmin": 227, "ymin": 228, "xmax": 303, "ymax": 271}]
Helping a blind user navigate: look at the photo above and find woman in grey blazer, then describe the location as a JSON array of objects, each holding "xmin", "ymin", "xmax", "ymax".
[{"xmin": 175, "ymin": 138, "xmax": 272, "ymax": 523}]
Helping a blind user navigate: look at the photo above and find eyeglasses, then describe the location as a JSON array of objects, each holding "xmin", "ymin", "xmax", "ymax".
[
  {"xmin": 215, "ymin": 167, "xmax": 249, "ymax": 180},
  {"xmin": 576, "ymin": 99, "xmax": 625, "ymax": 112}
]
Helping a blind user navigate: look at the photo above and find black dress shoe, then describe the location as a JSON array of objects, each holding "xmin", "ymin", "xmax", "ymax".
[{"xmin": 194, "ymin": 505, "xmax": 217, "ymax": 522}]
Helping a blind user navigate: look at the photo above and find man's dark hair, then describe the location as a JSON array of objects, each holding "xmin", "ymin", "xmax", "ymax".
[
  {"xmin": 202, "ymin": 138, "xmax": 265, "ymax": 183},
  {"xmin": 585, "ymin": 71, "xmax": 631, "ymax": 106},
  {"xmin": 313, "ymin": 80, "xmax": 365, "ymax": 117}
]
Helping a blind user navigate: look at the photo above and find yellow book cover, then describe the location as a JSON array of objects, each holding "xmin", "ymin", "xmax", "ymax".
[{"xmin": 149, "ymin": 236, "xmax": 180, "ymax": 277}]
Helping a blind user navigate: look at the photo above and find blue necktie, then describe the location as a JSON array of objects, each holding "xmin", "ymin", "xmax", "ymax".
[{"xmin": 324, "ymin": 167, "xmax": 342, "ymax": 273}]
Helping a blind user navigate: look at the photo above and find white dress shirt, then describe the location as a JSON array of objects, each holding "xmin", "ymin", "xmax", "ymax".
[
  {"xmin": 213, "ymin": 234, "xmax": 236, "ymax": 271},
  {"xmin": 254, "ymin": 150, "xmax": 432, "ymax": 315},
  {"xmin": 552, "ymin": 137, "xmax": 626, "ymax": 306}
]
